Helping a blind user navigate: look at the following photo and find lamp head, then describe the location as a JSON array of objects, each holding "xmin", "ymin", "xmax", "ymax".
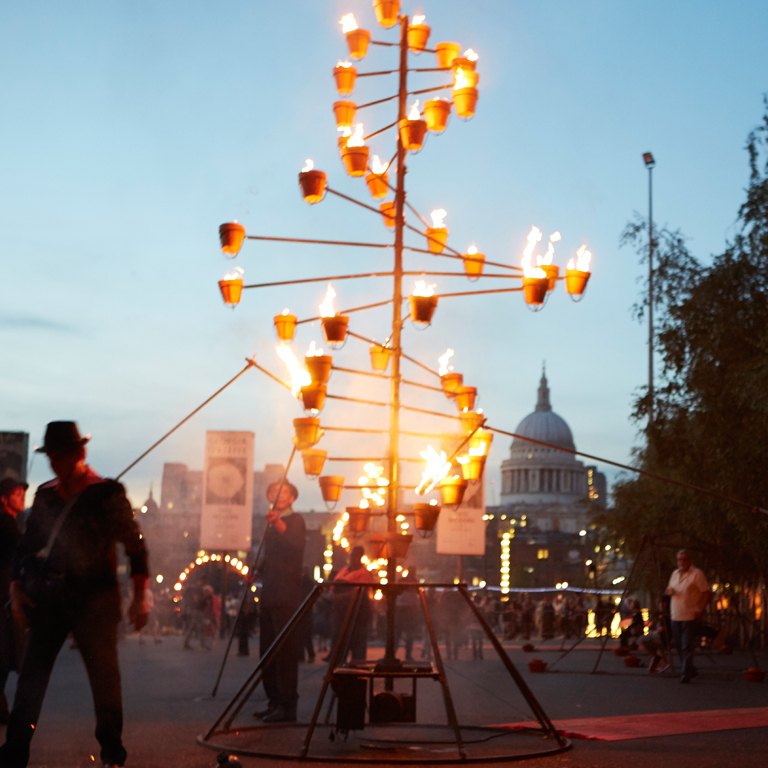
[{"xmin": 643, "ymin": 152, "xmax": 655, "ymax": 168}]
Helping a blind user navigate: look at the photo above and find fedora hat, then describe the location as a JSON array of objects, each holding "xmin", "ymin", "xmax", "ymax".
[{"xmin": 36, "ymin": 421, "xmax": 90, "ymax": 454}]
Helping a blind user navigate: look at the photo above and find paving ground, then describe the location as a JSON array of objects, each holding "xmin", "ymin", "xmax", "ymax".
[{"xmin": 2, "ymin": 634, "xmax": 767, "ymax": 767}]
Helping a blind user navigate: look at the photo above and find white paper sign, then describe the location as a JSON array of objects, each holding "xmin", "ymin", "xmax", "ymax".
[
  {"xmin": 435, "ymin": 433, "xmax": 486, "ymax": 555},
  {"xmin": 201, "ymin": 431, "xmax": 254, "ymax": 551}
]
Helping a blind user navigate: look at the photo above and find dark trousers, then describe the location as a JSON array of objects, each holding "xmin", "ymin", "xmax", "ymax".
[
  {"xmin": 672, "ymin": 620, "xmax": 697, "ymax": 678},
  {"xmin": 260, "ymin": 604, "xmax": 299, "ymax": 712},
  {"xmin": 0, "ymin": 590, "xmax": 125, "ymax": 768}
]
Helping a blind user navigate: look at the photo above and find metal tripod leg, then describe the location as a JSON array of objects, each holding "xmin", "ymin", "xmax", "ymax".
[
  {"xmin": 458, "ymin": 585, "xmax": 566, "ymax": 748},
  {"xmin": 418, "ymin": 587, "xmax": 465, "ymax": 760},
  {"xmin": 203, "ymin": 584, "xmax": 325, "ymax": 740},
  {"xmin": 301, "ymin": 585, "xmax": 365, "ymax": 758}
]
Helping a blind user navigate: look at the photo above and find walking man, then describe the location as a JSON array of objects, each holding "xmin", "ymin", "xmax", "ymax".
[
  {"xmin": 0, "ymin": 478, "xmax": 27, "ymax": 723},
  {"xmin": 0, "ymin": 422, "xmax": 149, "ymax": 768},
  {"xmin": 666, "ymin": 549, "xmax": 709, "ymax": 683},
  {"xmin": 254, "ymin": 481, "xmax": 305, "ymax": 723}
]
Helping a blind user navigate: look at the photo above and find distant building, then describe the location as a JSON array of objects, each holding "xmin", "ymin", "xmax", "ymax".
[{"xmin": 0, "ymin": 431, "xmax": 29, "ymax": 484}]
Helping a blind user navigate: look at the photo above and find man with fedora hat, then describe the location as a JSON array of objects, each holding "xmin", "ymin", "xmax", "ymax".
[
  {"xmin": 0, "ymin": 477, "xmax": 27, "ymax": 724},
  {"xmin": 254, "ymin": 480, "xmax": 305, "ymax": 724},
  {"xmin": 0, "ymin": 422, "xmax": 149, "ymax": 768}
]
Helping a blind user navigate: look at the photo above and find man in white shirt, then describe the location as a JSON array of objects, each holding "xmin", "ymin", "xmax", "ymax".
[{"xmin": 666, "ymin": 550, "xmax": 710, "ymax": 683}]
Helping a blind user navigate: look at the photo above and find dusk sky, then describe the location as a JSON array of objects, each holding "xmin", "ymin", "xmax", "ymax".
[{"xmin": 2, "ymin": 1, "xmax": 767, "ymax": 511}]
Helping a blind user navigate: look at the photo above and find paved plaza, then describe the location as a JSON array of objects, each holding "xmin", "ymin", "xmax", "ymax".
[{"xmin": 2, "ymin": 633, "xmax": 767, "ymax": 767}]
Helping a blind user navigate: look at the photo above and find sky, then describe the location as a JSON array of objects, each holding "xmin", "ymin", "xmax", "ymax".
[{"xmin": 2, "ymin": 0, "xmax": 767, "ymax": 511}]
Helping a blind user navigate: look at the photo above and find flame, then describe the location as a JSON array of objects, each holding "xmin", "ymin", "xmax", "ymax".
[
  {"xmin": 430, "ymin": 209, "xmax": 447, "ymax": 228},
  {"xmin": 360, "ymin": 462, "xmax": 387, "ymax": 507},
  {"xmin": 457, "ymin": 455, "xmax": 469, "ymax": 465},
  {"xmin": 340, "ymin": 14, "xmax": 358, "ymax": 33},
  {"xmin": 454, "ymin": 68, "xmax": 469, "ymax": 90},
  {"xmin": 223, "ymin": 266, "xmax": 244, "ymax": 281},
  {"xmin": 338, "ymin": 125, "xmax": 352, "ymax": 138},
  {"xmin": 412, "ymin": 280, "xmax": 436, "ymax": 297},
  {"xmin": 371, "ymin": 155, "xmax": 389, "ymax": 175},
  {"xmin": 535, "ymin": 231, "xmax": 561, "ymax": 267},
  {"xmin": 275, "ymin": 345, "xmax": 311, "ymax": 397},
  {"xmin": 347, "ymin": 123, "xmax": 365, "ymax": 148},
  {"xmin": 412, "ymin": 14, "xmax": 426, "ymax": 25},
  {"xmin": 337, "ymin": 60, "xmax": 353, "ymax": 68},
  {"xmin": 416, "ymin": 445, "xmax": 452, "ymax": 495},
  {"xmin": 320, "ymin": 285, "xmax": 337, "ymax": 317},
  {"xmin": 407, "ymin": 100, "xmax": 420, "ymax": 120},
  {"xmin": 282, "ymin": 308, "xmax": 290, "ymax": 315},
  {"xmin": 469, "ymin": 443, "xmax": 487, "ymax": 457},
  {"xmin": 464, "ymin": 48, "xmax": 479, "ymax": 61},
  {"xmin": 306, "ymin": 340, "xmax": 324, "ymax": 357},
  {"xmin": 521, "ymin": 226, "xmax": 547, "ymax": 278},
  {"xmin": 438, "ymin": 348, "xmax": 454, "ymax": 375},
  {"xmin": 429, "ymin": 499, "xmax": 438, "ymax": 506},
  {"xmin": 467, "ymin": 245, "xmax": 478, "ymax": 256},
  {"xmin": 567, "ymin": 244, "xmax": 592, "ymax": 272},
  {"xmin": 302, "ymin": 159, "xmax": 314, "ymax": 172}
]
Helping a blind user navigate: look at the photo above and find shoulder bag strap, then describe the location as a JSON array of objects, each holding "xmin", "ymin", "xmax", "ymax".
[{"xmin": 37, "ymin": 490, "xmax": 83, "ymax": 561}]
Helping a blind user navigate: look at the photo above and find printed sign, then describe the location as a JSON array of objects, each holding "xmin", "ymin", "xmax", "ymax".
[
  {"xmin": 435, "ymin": 433, "xmax": 486, "ymax": 555},
  {"xmin": 201, "ymin": 431, "xmax": 254, "ymax": 551}
]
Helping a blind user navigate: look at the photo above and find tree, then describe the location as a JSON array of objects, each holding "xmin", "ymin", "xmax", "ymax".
[{"xmin": 600, "ymin": 98, "xmax": 768, "ymax": 589}]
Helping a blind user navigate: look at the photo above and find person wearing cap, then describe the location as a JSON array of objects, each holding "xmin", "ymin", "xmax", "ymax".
[
  {"xmin": 0, "ymin": 422, "xmax": 149, "ymax": 768},
  {"xmin": 0, "ymin": 477, "xmax": 27, "ymax": 724},
  {"xmin": 254, "ymin": 480, "xmax": 305, "ymax": 724}
]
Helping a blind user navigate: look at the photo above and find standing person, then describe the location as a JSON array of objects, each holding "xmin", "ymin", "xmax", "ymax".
[
  {"xmin": 0, "ymin": 478, "xmax": 27, "ymax": 723},
  {"xmin": 666, "ymin": 549, "xmax": 710, "ymax": 683},
  {"xmin": 330, "ymin": 546, "xmax": 375, "ymax": 662},
  {"xmin": 0, "ymin": 422, "xmax": 149, "ymax": 768},
  {"xmin": 254, "ymin": 481, "xmax": 305, "ymax": 724}
]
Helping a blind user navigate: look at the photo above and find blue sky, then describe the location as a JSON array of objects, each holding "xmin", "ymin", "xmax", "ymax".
[{"xmin": 2, "ymin": 0, "xmax": 767, "ymax": 509}]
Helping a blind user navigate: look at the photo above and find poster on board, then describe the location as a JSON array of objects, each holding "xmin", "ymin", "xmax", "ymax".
[
  {"xmin": 201, "ymin": 431, "xmax": 254, "ymax": 551},
  {"xmin": 435, "ymin": 433, "xmax": 486, "ymax": 556}
]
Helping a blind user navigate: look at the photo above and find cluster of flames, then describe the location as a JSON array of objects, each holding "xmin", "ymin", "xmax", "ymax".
[
  {"xmin": 223, "ymin": 265, "xmax": 244, "ymax": 282},
  {"xmin": 521, "ymin": 226, "xmax": 593, "ymax": 277},
  {"xmin": 438, "ymin": 348, "xmax": 454, "ymax": 375},
  {"xmin": 411, "ymin": 279, "xmax": 435, "ymax": 298},
  {"xmin": 358, "ymin": 462, "xmax": 389, "ymax": 509},
  {"xmin": 416, "ymin": 445, "xmax": 452, "ymax": 495},
  {"xmin": 430, "ymin": 208, "xmax": 447, "ymax": 229}
]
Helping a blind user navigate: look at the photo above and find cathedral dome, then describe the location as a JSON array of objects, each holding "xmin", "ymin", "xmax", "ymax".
[{"xmin": 510, "ymin": 371, "xmax": 575, "ymax": 455}]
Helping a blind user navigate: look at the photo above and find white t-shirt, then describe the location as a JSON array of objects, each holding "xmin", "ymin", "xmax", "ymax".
[{"xmin": 668, "ymin": 566, "xmax": 709, "ymax": 621}]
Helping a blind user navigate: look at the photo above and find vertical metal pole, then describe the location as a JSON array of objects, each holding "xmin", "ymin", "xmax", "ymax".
[
  {"xmin": 648, "ymin": 164, "xmax": 654, "ymax": 425},
  {"xmin": 383, "ymin": 13, "xmax": 409, "ymax": 670}
]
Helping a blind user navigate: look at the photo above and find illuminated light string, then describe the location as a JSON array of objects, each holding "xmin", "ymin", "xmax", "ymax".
[{"xmin": 173, "ymin": 550, "xmax": 249, "ymax": 594}]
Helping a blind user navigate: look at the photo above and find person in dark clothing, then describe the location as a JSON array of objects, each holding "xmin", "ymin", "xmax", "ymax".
[
  {"xmin": 0, "ymin": 422, "xmax": 149, "ymax": 768},
  {"xmin": 254, "ymin": 480, "xmax": 305, "ymax": 724},
  {"xmin": 298, "ymin": 570, "xmax": 316, "ymax": 662},
  {"xmin": 330, "ymin": 547, "xmax": 374, "ymax": 662},
  {"xmin": 0, "ymin": 478, "xmax": 26, "ymax": 724}
]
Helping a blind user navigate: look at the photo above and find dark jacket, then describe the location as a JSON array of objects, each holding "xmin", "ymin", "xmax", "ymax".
[
  {"xmin": 259, "ymin": 512, "xmax": 305, "ymax": 608},
  {"xmin": 12, "ymin": 478, "xmax": 148, "ymax": 597}
]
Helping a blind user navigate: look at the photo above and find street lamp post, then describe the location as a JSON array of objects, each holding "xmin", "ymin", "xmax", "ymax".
[{"xmin": 642, "ymin": 152, "xmax": 655, "ymax": 425}]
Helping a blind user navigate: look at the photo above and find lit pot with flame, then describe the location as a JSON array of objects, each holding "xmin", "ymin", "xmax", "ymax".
[
  {"xmin": 293, "ymin": 417, "xmax": 323, "ymax": 450},
  {"xmin": 440, "ymin": 475, "xmax": 468, "ymax": 507},
  {"xmin": 304, "ymin": 341, "xmax": 332, "ymax": 385},
  {"xmin": 369, "ymin": 343, "xmax": 392, "ymax": 372},
  {"xmin": 365, "ymin": 155, "xmax": 390, "ymax": 199},
  {"xmin": 424, "ymin": 98, "xmax": 451, "ymax": 132},
  {"xmin": 346, "ymin": 505, "xmax": 371, "ymax": 535},
  {"xmin": 319, "ymin": 285, "xmax": 349, "ymax": 348},
  {"xmin": 219, "ymin": 222, "xmax": 246, "ymax": 255},
  {"xmin": 218, "ymin": 266, "xmax": 244, "ymax": 307},
  {"xmin": 438, "ymin": 348, "xmax": 463, "ymax": 397},
  {"xmin": 407, "ymin": 15, "xmax": 431, "ymax": 52},
  {"xmin": 275, "ymin": 344, "xmax": 327, "ymax": 412},
  {"xmin": 340, "ymin": 123, "xmax": 370, "ymax": 177},
  {"xmin": 380, "ymin": 201, "xmax": 396, "ymax": 228},
  {"xmin": 435, "ymin": 42, "xmax": 461, "ymax": 69},
  {"xmin": 452, "ymin": 49, "xmax": 479, "ymax": 82},
  {"xmin": 341, "ymin": 14, "xmax": 371, "ymax": 59},
  {"xmin": 415, "ymin": 445, "xmax": 451, "ymax": 496},
  {"xmin": 453, "ymin": 66, "xmax": 478, "ymax": 119},
  {"xmin": 458, "ymin": 447, "xmax": 487, "ymax": 480},
  {"xmin": 274, "ymin": 309, "xmax": 298, "ymax": 342},
  {"xmin": 409, "ymin": 281, "xmax": 438, "ymax": 325},
  {"xmin": 426, "ymin": 209, "xmax": 448, "ymax": 253},
  {"xmin": 300, "ymin": 383, "xmax": 327, "ymax": 413},
  {"xmin": 455, "ymin": 386, "xmax": 477, "ymax": 411},
  {"xmin": 333, "ymin": 100, "xmax": 357, "ymax": 129},
  {"xmin": 318, "ymin": 475, "xmax": 344, "ymax": 507},
  {"xmin": 373, "ymin": 0, "xmax": 400, "ymax": 28},
  {"xmin": 298, "ymin": 160, "xmax": 327, "ymax": 204},
  {"xmin": 399, "ymin": 101, "xmax": 428, "ymax": 150},
  {"xmin": 460, "ymin": 410, "xmax": 485, "ymax": 435},
  {"xmin": 333, "ymin": 60, "xmax": 357, "ymax": 94},
  {"xmin": 469, "ymin": 429, "xmax": 493, "ymax": 455},
  {"xmin": 463, "ymin": 245, "xmax": 485, "ymax": 279},
  {"xmin": 566, "ymin": 245, "xmax": 592, "ymax": 298},
  {"xmin": 301, "ymin": 449, "xmax": 327, "ymax": 478},
  {"xmin": 521, "ymin": 226, "xmax": 551, "ymax": 307}
]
